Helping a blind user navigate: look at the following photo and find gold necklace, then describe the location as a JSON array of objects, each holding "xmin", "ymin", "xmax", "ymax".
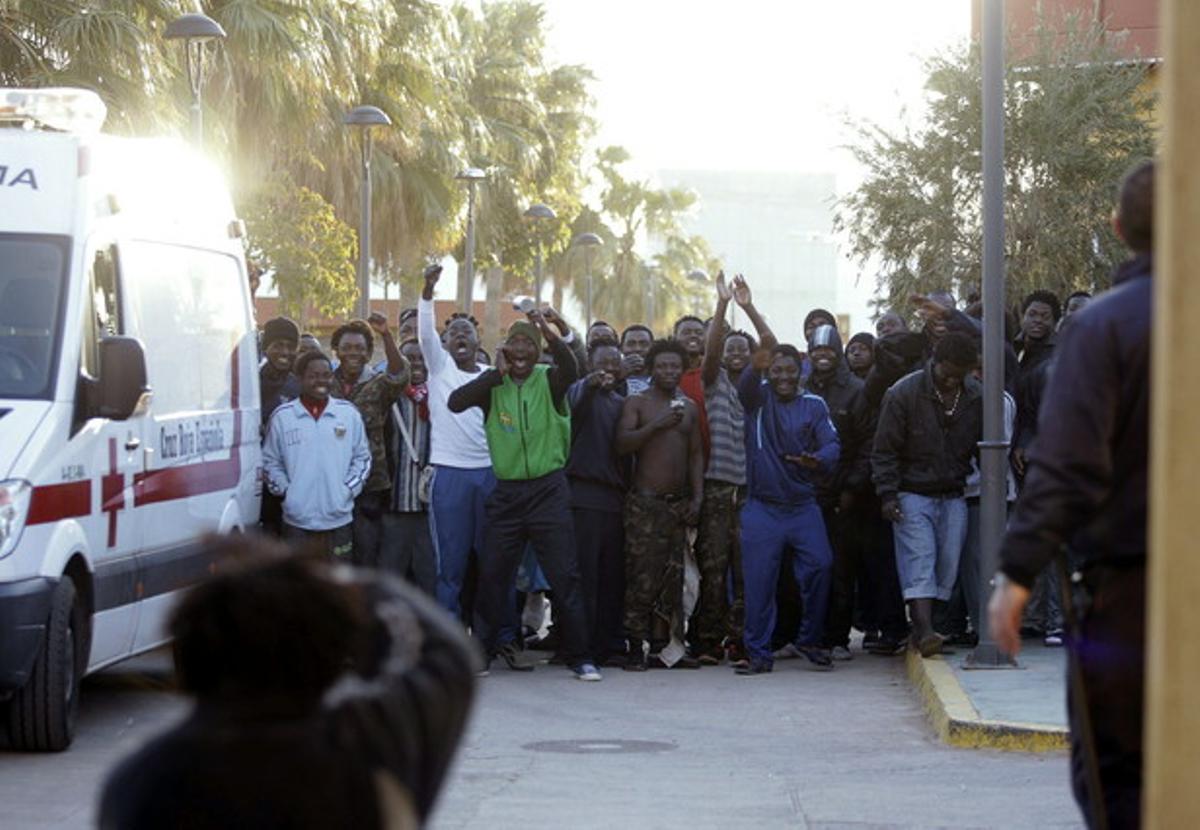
[{"xmin": 933, "ymin": 385, "xmax": 962, "ymax": 417}]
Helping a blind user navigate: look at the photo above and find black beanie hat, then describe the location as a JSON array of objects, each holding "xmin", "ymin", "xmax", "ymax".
[
  {"xmin": 848, "ymin": 332, "xmax": 875, "ymax": 350},
  {"xmin": 804, "ymin": 308, "xmax": 836, "ymax": 332},
  {"xmin": 262, "ymin": 317, "xmax": 300, "ymax": 349}
]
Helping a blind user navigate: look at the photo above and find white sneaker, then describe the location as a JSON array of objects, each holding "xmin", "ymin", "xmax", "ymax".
[
  {"xmin": 831, "ymin": 646, "xmax": 854, "ymax": 661},
  {"xmin": 772, "ymin": 643, "xmax": 802, "ymax": 660},
  {"xmin": 572, "ymin": 663, "xmax": 602, "ymax": 682}
]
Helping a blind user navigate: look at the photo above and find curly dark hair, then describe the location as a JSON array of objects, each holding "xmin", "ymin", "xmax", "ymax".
[
  {"xmin": 723, "ymin": 328, "xmax": 758, "ymax": 352},
  {"xmin": 293, "ymin": 350, "xmax": 332, "ymax": 378},
  {"xmin": 170, "ymin": 536, "xmax": 366, "ymax": 703},
  {"xmin": 444, "ymin": 312, "xmax": 480, "ymax": 332},
  {"xmin": 330, "ymin": 319, "xmax": 374, "ymax": 354},
  {"xmin": 770, "ymin": 343, "xmax": 804, "ymax": 370},
  {"xmin": 621, "ymin": 323, "xmax": 654, "ymax": 345},
  {"xmin": 672, "ymin": 315, "xmax": 705, "ymax": 335},
  {"xmin": 1022, "ymin": 290, "xmax": 1062, "ymax": 322},
  {"xmin": 646, "ymin": 338, "xmax": 688, "ymax": 370},
  {"xmin": 588, "ymin": 336, "xmax": 621, "ymax": 360},
  {"xmin": 933, "ymin": 331, "xmax": 979, "ymax": 368}
]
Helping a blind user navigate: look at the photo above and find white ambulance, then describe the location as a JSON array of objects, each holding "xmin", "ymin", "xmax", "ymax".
[{"xmin": 0, "ymin": 89, "xmax": 261, "ymax": 750}]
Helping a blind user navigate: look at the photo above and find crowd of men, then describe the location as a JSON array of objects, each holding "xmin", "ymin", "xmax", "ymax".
[{"xmin": 254, "ymin": 230, "xmax": 1103, "ymax": 683}]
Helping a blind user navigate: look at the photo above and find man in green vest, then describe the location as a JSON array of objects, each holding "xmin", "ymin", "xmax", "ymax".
[{"xmin": 448, "ymin": 310, "xmax": 600, "ymax": 681}]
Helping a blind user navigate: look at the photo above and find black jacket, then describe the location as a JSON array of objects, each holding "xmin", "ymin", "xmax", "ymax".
[
  {"xmin": 864, "ymin": 331, "xmax": 927, "ymax": 409},
  {"xmin": 999, "ymin": 254, "xmax": 1151, "ymax": 588},
  {"xmin": 871, "ymin": 365, "xmax": 983, "ymax": 502},
  {"xmin": 99, "ymin": 576, "xmax": 477, "ymax": 830},
  {"xmin": 1012, "ymin": 333, "xmax": 1056, "ymax": 452},
  {"xmin": 805, "ymin": 361, "xmax": 874, "ymax": 502}
]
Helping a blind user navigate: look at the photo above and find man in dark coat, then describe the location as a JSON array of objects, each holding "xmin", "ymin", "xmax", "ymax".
[
  {"xmin": 99, "ymin": 539, "xmax": 477, "ymax": 829},
  {"xmin": 990, "ymin": 160, "xmax": 1154, "ymax": 828}
]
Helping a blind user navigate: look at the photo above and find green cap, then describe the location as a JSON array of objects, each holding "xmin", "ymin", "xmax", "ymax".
[{"xmin": 507, "ymin": 320, "xmax": 543, "ymax": 348}]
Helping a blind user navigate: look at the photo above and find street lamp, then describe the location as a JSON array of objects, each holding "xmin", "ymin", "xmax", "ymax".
[
  {"xmin": 164, "ymin": 13, "xmax": 226, "ymax": 148},
  {"xmin": 343, "ymin": 105, "xmax": 392, "ymax": 321},
  {"xmin": 688, "ymin": 268, "xmax": 709, "ymax": 316},
  {"xmin": 456, "ymin": 168, "xmax": 488, "ymax": 313},
  {"xmin": 524, "ymin": 203, "xmax": 556, "ymax": 304},
  {"xmin": 572, "ymin": 232, "xmax": 603, "ymax": 325}
]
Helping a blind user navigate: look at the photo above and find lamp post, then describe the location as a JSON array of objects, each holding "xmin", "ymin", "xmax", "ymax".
[
  {"xmin": 572, "ymin": 232, "xmax": 603, "ymax": 325},
  {"xmin": 966, "ymin": 0, "xmax": 1015, "ymax": 670},
  {"xmin": 524, "ymin": 203, "xmax": 556, "ymax": 303},
  {"xmin": 688, "ymin": 268, "xmax": 709, "ymax": 315},
  {"xmin": 456, "ymin": 168, "xmax": 488, "ymax": 314},
  {"xmin": 644, "ymin": 265, "xmax": 659, "ymax": 328},
  {"xmin": 164, "ymin": 13, "xmax": 226, "ymax": 149},
  {"xmin": 343, "ymin": 105, "xmax": 392, "ymax": 321}
]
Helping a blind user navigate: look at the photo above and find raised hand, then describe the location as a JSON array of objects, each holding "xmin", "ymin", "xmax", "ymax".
[
  {"xmin": 422, "ymin": 263, "xmax": 443, "ymax": 300},
  {"xmin": 716, "ymin": 270, "xmax": 732, "ymax": 303},
  {"xmin": 732, "ymin": 274, "xmax": 752, "ymax": 307},
  {"xmin": 366, "ymin": 311, "xmax": 389, "ymax": 336}
]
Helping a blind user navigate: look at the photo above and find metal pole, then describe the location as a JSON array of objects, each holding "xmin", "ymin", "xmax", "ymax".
[
  {"xmin": 460, "ymin": 182, "xmax": 476, "ymax": 314},
  {"xmin": 534, "ymin": 244, "xmax": 544, "ymax": 305},
  {"xmin": 356, "ymin": 133, "xmax": 372, "ymax": 320},
  {"xmin": 585, "ymin": 248, "xmax": 593, "ymax": 325},
  {"xmin": 188, "ymin": 42, "xmax": 203, "ymax": 149},
  {"xmin": 966, "ymin": 0, "xmax": 1016, "ymax": 669}
]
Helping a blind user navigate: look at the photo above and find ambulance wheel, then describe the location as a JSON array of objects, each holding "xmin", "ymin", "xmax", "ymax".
[{"xmin": 5, "ymin": 577, "xmax": 82, "ymax": 751}]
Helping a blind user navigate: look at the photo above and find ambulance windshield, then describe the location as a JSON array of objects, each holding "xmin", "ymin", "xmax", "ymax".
[{"xmin": 0, "ymin": 234, "xmax": 68, "ymax": 399}]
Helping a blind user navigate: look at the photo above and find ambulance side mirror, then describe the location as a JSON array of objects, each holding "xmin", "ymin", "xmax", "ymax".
[{"xmin": 97, "ymin": 337, "xmax": 150, "ymax": 420}]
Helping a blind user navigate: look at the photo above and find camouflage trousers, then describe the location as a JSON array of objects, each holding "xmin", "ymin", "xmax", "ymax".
[
  {"xmin": 691, "ymin": 481, "xmax": 745, "ymax": 649},
  {"xmin": 623, "ymin": 492, "xmax": 688, "ymax": 646}
]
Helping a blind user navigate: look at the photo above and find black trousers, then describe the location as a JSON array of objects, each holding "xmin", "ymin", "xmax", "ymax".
[
  {"xmin": 476, "ymin": 471, "xmax": 590, "ymax": 667},
  {"xmin": 351, "ymin": 489, "xmax": 389, "ymax": 568},
  {"xmin": 572, "ymin": 506, "xmax": 625, "ymax": 661},
  {"xmin": 1069, "ymin": 564, "xmax": 1144, "ymax": 829},
  {"xmin": 862, "ymin": 496, "xmax": 907, "ymax": 639}
]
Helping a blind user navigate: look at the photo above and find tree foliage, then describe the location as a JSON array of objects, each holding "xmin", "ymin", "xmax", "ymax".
[
  {"xmin": 243, "ymin": 179, "xmax": 357, "ymax": 327},
  {"xmin": 833, "ymin": 13, "xmax": 1157, "ymax": 313},
  {"xmin": 1, "ymin": 0, "xmax": 714, "ymax": 329}
]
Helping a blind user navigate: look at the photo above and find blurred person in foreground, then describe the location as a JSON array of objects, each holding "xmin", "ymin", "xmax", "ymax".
[
  {"xmin": 98, "ymin": 536, "xmax": 477, "ymax": 829},
  {"xmin": 989, "ymin": 160, "xmax": 1155, "ymax": 829}
]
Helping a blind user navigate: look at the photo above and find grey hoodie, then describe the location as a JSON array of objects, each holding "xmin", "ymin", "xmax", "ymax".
[{"xmin": 263, "ymin": 397, "xmax": 371, "ymax": 531}]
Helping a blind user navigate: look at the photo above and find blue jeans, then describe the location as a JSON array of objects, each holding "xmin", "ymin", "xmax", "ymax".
[
  {"xmin": 741, "ymin": 498, "xmax": 832, "ymax": 663},
  {"xmin": 431, "ymin": 465, "xmax": 496, "ymax": 616},
  {"xmin": 892, "ymin": 493, "xmax": 968, "ymax": 601}
]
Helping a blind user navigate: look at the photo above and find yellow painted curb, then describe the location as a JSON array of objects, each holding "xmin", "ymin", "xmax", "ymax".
[{"xmin": 906, "ymin": 648, "xmax": 1070, "ymax": 753}]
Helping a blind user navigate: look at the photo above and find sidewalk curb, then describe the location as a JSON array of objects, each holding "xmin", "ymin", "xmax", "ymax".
[{"xmin": 906, "ymin": 648, "xmax": 1070, "ymax": 752}]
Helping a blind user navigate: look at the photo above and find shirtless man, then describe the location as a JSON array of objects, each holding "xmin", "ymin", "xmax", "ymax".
[{"xmin": 616, "ymin": 339, "xmax": 705, "ymax": 671}]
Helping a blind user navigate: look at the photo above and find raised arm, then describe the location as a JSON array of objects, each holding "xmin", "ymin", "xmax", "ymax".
[
  {"xmin": 733, "ymin": 274, "xmax": 777, "ymax": 351},
  {"xmin": 325, "ymin": 573, "xmax": 478, "ymax": 822},
  {"xmin": 736, "ymin": 354, "xmax": 769, "ymax": 412},
  {"xmin": 368, "ymin": 312, "xmax": 408, "ymax": 386},
  {"xmin": 418, "ymin": 264, "xmax": 449, "ymax": 376},
  {"xmin": 701, "ymin": 271, "xmax": 732, "ymax": 387},
  {"xmin": 535, "ymin": 310, "xmax": 579, "ymax": 406}
]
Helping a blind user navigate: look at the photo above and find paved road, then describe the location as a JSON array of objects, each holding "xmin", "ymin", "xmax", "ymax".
[{"xmin": 0, "ymin": 647, "xmax": 1082, "ymax": 829}]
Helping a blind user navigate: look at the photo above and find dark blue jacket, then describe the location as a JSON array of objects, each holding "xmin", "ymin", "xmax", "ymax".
[
  {"xmin": 737, "ymin": 367, "xmax": 839, "ymax": 506},
  {"xmin": 565, "ymin": 378, "xmax": 629, "ymax": 512},
  {"xmin": 999, "ymin": 254, "xmax": 1151, "ymax": 588}
]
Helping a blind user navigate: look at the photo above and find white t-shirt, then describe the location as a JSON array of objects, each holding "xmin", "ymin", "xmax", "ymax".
[{"xmin": 418, "ymin": 298, "xmax": 492, "ymax": 469}]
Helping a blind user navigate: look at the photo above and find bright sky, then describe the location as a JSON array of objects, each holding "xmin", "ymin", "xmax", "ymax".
[
  {"xmin": 539, "ymin": 0, "xmax": 971, "ymax": 179},
  {"xmin": 538, "ymin": 1, "xmax": 972, "ymax": 328}
]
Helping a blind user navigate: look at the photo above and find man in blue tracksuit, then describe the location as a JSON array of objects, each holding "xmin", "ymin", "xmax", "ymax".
[{"xmin": 736, "ymin": 344, "xmax": 840, "ymax": 674}]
